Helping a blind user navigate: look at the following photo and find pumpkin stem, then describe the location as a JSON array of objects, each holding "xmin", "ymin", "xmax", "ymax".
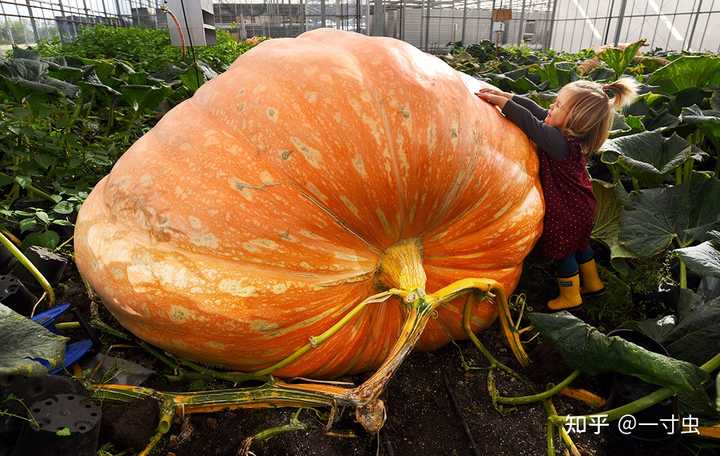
[
  {"xmin": 434, "ymin": 278, "xmax": 530, "ymax": 368},
  {"xmin": 377, "ymin": 237, "xmax": 426, "ymax": 291}
]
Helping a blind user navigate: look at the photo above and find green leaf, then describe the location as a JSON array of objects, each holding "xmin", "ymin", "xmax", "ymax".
[
  {"xmin": 648, "ymin": 56, "xmax": 720, "ymax": 94},
  {"xmin": 664, "ymin": 291, "xmax": 720, "ymax": 366},
  {"xmin": 18, "ymin": 218, "xmax": 38, "ymax": 233},
  {"xmin": 591, "ymin": 179, "xmax": 636, "ymax": 262},
  {"xmin": 679, "ymin": 104, "xmax": 720, "ymax": 142},
  {"xmin": 619, "ymin": 174, "xmax": 720, "ymax": 257},
  {"xmin": 55, "ymin": 427, "xmax": 71, "ymax": 437},
  {"xmin": 600, "ymin": 131, "xmax": 696, "ymax": 177},
  {"xmin": 598, "ymin": 39, "xmax": 644, "ymax": 78},
  {"xmin": 0, "ymin": 303, "xmax": 67, "ymax": 376},
  {"xmin": 33, "ymin": 153, "xmax": 56, "ymax": 169},
  {"xmin": 52, "ymin": 200, "xmax": 75, "ymax": 215},
  {"xmin": 14, "ymin": 176, "xmax": 31, "ymax": 188},
  {"xmin": 674, "ymin": 231, "xmax": 720, "ymax": 278},
  {"xmin": 22, "ymin": 230, "xmax": 60, "ymax": 250},
  {"xmin": 627, "ymin": 314, "xmax": 678, "ymax": 345},
  {"xmin": 35, "ymin": 211, "xmax": 50, "ymax": 225},
  {"xmin": 527, "ymin": 311, "xmax": 709, "ymax": 394}
]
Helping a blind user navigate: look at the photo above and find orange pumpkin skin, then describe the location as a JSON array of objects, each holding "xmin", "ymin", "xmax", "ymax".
[{"xmin": 74, "ymin": 29, "xmax": 543, "ymax": 379}]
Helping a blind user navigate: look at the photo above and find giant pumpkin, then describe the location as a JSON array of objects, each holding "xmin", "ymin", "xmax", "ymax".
[{"xmin": 74, "ymin": 28, "xmax": 543, "ymax": 381}]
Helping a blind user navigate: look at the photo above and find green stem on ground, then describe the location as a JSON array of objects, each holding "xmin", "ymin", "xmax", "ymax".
[
  {"xmin": 544, "ymin": 401, "xmax": 556, "ymax": 456},
  {"xmin": 137, "ymin": 397, "xmax": 175, "ymax": 456},
  {"xmin": 679, "ymin": 258, "xmax": 687, "ymax": 289},
  {"xmin": 549, "ymin": 352, "xmax": 720, "ymax": 426},
  {"xmin": 0, "ymin": 230, "xmax": 55, "ymax": 306},
  {"xmin": 54, "ymin": 235, "xmax": 74, "ymax": 252},
  {"xmin": 89, "ymin": 318, "xmax": 133, "ymax": 341},
  {"xmin": 545, "ymin": 399, "xmax": 579, "ymax": 456},
  {"xmin": 55, "ymin": 321, "xmax": 81, "ymax": 330},
  {"xmin": 461, "ymin": 295, "xmax": 529, "ymax": 384},
  {"xmin": 241, "ymin": 409, "xmax": 308, "ymax": 455},
  {"xmin": 496, "ymin": 371, "xmax": 580, "ymax": 405}
]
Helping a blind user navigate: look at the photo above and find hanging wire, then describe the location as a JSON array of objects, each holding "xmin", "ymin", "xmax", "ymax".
[{"xmin": 177, "ymin": 0, "xmax": 201, "ymax": 87}]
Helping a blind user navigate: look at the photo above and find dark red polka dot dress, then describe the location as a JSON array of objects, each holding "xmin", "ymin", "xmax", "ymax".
[{"xmin": 537, "ymin": 136, "xmax": 597, "ymax": 261}]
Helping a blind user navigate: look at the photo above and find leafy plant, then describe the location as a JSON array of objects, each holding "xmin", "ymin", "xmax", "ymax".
[{"xmin": 597, "ymin": 39, "xmax": 645, "ymax": 79}]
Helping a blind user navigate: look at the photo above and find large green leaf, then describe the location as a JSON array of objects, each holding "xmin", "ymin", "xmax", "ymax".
[
  {"xmin": 675, "ymin": 231, "xmax": 720, "ymax": 278},
  {"xmin": 591, "ymin": 179, "xmax": 636, "ymax": 261},
  {"xmin": 527, "ymin": 311, "xmax": 709, "ymax": 394},
  {"xmin": 632, "ymin": 289, "xmax": 720, "ymax": 368},
  {"xmin": 664, "ymin": 295, "xmax": 720, "ymax": 366},
  {"xmin": 679, "ymin": 104, "xmax": 720, "ymax": 142},
  {"xmin": 619, "ymin": 174, "xmax": 720, "ymax": 256},
  {"xmin": 0, "ymin": 303, "xmax": 67, "ymax": 376},
  {"xmin": 119, "ymin": 83, "xmax": 172, "ymax": 112},
  {"xmin": 609, "ymin": 112, "xmax": 645, "ymax": 138},
  {"xmin": 598, "ymin": 39, "xmax": 643, "ymax": 78},
  {"xmin": 528, "ymin": 61, "xmax": 577, "ymax": 90},
  {"xmin": 600, "ymin": 131, "xmax": 698, "ymax": 177},
  {"xmin": 648, "ymin": 56, "xmax": 720, "ymax": 94}
]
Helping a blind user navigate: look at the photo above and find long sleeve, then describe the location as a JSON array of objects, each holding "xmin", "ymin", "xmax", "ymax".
[
  {"xmin": 501, "ymin": 98, "xmax": 569, "ymax": 160},
  {"xmin": 511, "ymin": 95, "xmax": 548, "ymax": 120}
]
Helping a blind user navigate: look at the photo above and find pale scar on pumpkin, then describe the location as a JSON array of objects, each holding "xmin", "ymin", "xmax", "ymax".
[
  {"xmin": 251, "ymin": 320, "xmax": 280, "ymax": 332},
  {"xmin": 352, "ymin": 154, "xmax": 368, "ymax": 178},
  {"xmin": 242, "ymin": 238, "xmax": 280, "ymax": 253},
  {"xmin": 304, "ymin": 182, "xmax": 329, "ymax": 202},
  {"xmin": 290, "ymin": 137, "xmax": 323, "ymax": 169},
  {"xmin": 204, "ymin": 341, "xmax": 226, "ymax": 350},
  {"xmin": 218, "ymin": 279, "xmax": 258, "ymax": 297},
  {"xmin": 266, "ymin": 107, "xmax": 278, "ymax": 122},
  {"xmin": 340, "ymin": 195, "xmax": 360, "ymax": 218},
  {"xmin": 228, "ymin": 177, "xmax": 278, "ymax": 202},
  {"xmin": 376, "ymin": 209, "xmax": 392, "ymax": 236},
  {"xmin": 299, "ymin": 230, "xmax": 325, "ymax": 241},
  {"xmin": 168, "ymin": 305, "xmax": 194, "ymax": 323},
  {"xmin": 189, "ymin": 233, "xmax": 219, "ymax": 249}
]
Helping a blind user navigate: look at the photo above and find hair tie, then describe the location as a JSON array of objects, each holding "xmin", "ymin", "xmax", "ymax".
[{"xmin": 602, "ymin": 84, "xmax": 614, "ymax": 98}]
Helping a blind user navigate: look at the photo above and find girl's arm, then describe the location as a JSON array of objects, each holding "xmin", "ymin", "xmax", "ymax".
[
  {"xmin": 510, "ymin": 95, "xmax": 549, "ymax": 120},
  {"xmin": 500, "ymin": 99, "xmax": 569, "ymax": 160}
]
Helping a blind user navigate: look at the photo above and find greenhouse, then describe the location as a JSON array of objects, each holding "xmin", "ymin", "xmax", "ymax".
[{"xmin": 1, "ymin": 0, "xmax": 719, "ymax": 455}]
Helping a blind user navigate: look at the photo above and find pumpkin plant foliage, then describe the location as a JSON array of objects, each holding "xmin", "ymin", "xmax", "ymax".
[{"xmin": 74, "ymin": 29, "xmax": 544, "ymax": 379}]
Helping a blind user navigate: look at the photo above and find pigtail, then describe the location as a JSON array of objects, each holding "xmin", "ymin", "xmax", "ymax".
[{"xmin": 602, "ymin": 77, "xmax": 639, "ymax": 109}]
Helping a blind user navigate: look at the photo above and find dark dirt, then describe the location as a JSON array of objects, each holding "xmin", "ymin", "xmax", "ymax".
[{"xmin": 45, "ymin": 247, "xmax": 715, "ymax": 456}]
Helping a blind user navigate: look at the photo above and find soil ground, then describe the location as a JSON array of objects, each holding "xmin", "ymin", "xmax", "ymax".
[{"xmin": 47, "ymin": 246, "xmax": 716, "ymax": 456}]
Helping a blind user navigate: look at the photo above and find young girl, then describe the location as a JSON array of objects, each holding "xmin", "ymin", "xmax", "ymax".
[{"xmin": 476, "ymin": 78, "xmax": 638, "ymax": 310}]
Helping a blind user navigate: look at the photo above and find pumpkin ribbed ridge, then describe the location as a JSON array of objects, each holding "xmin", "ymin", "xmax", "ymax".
[{"xmin": 74, "ymin": 28, "xmax": 543, "ymax": 378}]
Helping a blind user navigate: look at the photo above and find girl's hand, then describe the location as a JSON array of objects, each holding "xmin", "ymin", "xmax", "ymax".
[
  {"xmin": 475, "ymin": 89, "xmax": 509, "ymax": 109},
  {"xmin": 477, "ymin": 88, "xmax": 512, "ymax": 99}
]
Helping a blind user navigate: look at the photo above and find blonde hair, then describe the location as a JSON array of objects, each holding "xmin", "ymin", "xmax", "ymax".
[{"xmin": 561, "ymin": 77, "xmax": 639, "ymax": 155}]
